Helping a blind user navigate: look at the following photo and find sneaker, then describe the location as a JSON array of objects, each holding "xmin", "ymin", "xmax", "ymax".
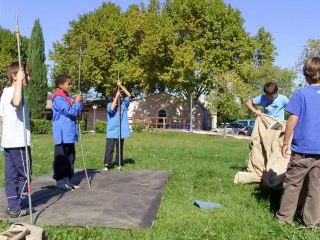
[
  {"xmin": 56, "ymin": 179, "xmax": 72, "ymax": 190},
  {"xmin": 8, "ymin": 208, "xmax": 32, "ymax": 218},
  {"xmin": 63, "ymin": 177, "xmax": 81, "ymax": 189},
  {"xmin": 103, "ymin": 164, "xmax": 112, "ymax": 171}
]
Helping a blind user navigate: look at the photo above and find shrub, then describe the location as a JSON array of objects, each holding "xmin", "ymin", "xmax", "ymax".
[
  {"xmin": 132, "ymin": 123, "xmax": 146, "ymax": 133},
  {"xmin": 31, "ymin": 119, "xmax": 51, "ymax": 134},
  {"xmin": 94, "ymin": 121, "xmax": 106, "ymax": 133},
  {"xmin": 79, "ymin": 120, "xmax": 87, "ymax": 133}
]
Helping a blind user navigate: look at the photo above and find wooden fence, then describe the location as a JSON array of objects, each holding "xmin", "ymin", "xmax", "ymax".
[{"xmin": 129, "ymin": 117, "xmax": 201, "ymax": 130}]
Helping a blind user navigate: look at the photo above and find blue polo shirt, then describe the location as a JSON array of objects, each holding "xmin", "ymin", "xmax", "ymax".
[
  {"xmin": 252, "ymin": 94, "xmax": 289, "ymax": 120},
  {"xmin": 285, "ymin": 86, "xmax": 320, "ymax": 154},
  {"xmin": 106, "ymin": 98, "xmax": 131, "ymax": 139}
]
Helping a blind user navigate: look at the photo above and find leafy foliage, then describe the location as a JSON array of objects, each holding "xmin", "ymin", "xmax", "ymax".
[
  {"xmin": 94, "ymin": 120, "xmax": 106, "ymax": 133},
  {"xmin": 25, "ymin": 19, "xmax": 48, "ymax": 119},
  {"xmin": 30, "ymin": 119, "xmax": 51, "ymax": 134},
  {"xmin": 49, "ymin": 0, "xmax": 295, "ymax": 120},
  {"xmin": 0, "ymin": 28, "xmax": 29, "ymax": 90}
]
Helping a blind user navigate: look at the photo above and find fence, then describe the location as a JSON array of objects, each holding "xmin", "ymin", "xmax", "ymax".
[{"xmin": 129, "ymin": 117, "xmax": 201, "ymax": 130}]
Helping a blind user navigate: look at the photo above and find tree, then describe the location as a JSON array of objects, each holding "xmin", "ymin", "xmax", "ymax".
[
  {"xmin": 252, "ymin": 27, "xmax": 276, "ymax": 66},
  {"xmin": 25, "ymin": 19, "xmax": 48, "ymax": 119},
  {"xmin": 0, "ymin": 27, "xmax": 29, "ymax": 89},
  {"xmin": 49, "ymin": 0, "xmax": 281, "ymax": 121}
]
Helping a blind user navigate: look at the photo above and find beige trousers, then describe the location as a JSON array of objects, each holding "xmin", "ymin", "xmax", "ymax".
[{"xmin": 276, "ymin": 153, "xmax": 320, "ymax": 226}]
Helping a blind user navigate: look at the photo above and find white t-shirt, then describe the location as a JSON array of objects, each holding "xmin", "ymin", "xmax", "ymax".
[{"xmin": 0, "ymin": 87, "xmax": 31, "ymax": 148}]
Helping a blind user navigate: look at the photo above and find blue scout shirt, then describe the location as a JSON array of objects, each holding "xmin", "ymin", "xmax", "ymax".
[
  {"xmin": 52, "ymin": 96, "xmax": 83, "ymax": 145},
  {"xmin": 252, "ymin": 94, "xmax": 289, "ymax": 120},
  {"xmin": 106, "ymin": 98, "xmax": 131, "ymax": 139},
  {"xmin": 285, "ymin": 86, "xmax": 320, "ymax": 154}
]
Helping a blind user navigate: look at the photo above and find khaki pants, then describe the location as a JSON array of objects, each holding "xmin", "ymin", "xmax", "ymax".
[{"xmin": 276, "ymin": 153, "xmax": 320, "ymax": 226}]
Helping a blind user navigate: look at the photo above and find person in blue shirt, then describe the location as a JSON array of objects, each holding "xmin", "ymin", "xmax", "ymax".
[
  {"xmin": 245, "ymin": 82, "xmax": 289, "ymax": 120},
  {"xmin": 51, "ymin": 74, "xmax": 82, "ymax": 190},
  {"xmin": 103, "ymin": 81, "xmax": 131, "ymax": 170},
  {"xmin": 276, "ymin": 57, "xmax": 320, "ymax": 228}
]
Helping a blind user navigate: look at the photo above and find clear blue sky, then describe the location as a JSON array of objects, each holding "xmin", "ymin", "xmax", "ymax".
[{"xmin": 1, "ymin": 0, "xmax": 319, "ymax": 71}]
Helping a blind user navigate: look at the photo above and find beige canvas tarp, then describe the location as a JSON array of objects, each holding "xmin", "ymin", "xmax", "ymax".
[{"xmin": 234, "ymin": 114, "xmax": 290, "ymax": 188}]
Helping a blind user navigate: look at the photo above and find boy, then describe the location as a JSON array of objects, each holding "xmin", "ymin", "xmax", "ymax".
[
  {"xmin": 104, "ymin": 81, "xmax": 131, "ymax": 170},
  {"xmin": 276, "ymin": 56, "xmax": 320, "ymax": 227},
  {"xmin": 51, "ymin": 74, "xmax": 82, "ymax": 190},
  {"xmin": 0, "ymin": 62, "xmax": 32, "ymax": 218},
  {"xmin": 245, "ymin": 82, "xmax": 289, "ymax": 120}
]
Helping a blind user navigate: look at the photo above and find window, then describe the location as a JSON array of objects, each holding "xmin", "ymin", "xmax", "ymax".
[
  {"xmin": 158, "ymin": 109, "xmax": 167, "ymax": 118},
  {"xmin": 158, "ymin": 109, "xmax": 167, "ymax": 124}
]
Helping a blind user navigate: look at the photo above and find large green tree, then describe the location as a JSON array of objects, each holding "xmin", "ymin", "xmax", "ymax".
[
  {"xmin": 49, "ymin": 0, "xmax": 290, "ymax": 121},
  {"xmin": 0, "ymin": 28, "xmax": 29, "ymax": 89},
  {"xmin": 25, "ymin": 19, "xmax": 48, "ymax": 119}
]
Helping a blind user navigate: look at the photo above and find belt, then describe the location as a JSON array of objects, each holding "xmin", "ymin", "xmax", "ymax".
[{"xmin": 293, "ymin": 152, "xmax": 320, "ymax": 159}]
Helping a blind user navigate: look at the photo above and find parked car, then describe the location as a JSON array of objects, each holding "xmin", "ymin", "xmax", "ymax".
[
  {"xmin": 231, "ymin": 119, "xmax": 255, "ymax": 128},
  {"xmin": 212, "ymin": 123, "xmax": 248, "ymax": 135}
]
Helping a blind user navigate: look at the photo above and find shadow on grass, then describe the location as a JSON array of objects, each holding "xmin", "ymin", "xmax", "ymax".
[
  {"xmin": 123, "ymin": 158, "xmax": 136, "ymax": 165},
  {"xmin": 252, "ymin": 184, "xmax": 283, "ymax": 215},
  {"xmin": 230, "ymin": 165, "xmax": 247, "ymax": 171}
]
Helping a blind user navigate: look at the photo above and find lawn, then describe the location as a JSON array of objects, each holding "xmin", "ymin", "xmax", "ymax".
[{"xmin": 0, "ymin": 131, "xmax": 318, "ymax": 239}]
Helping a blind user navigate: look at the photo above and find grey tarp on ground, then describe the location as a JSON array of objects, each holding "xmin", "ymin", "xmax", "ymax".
[
  {"xmin": 234, "ymin": 114, "xmax": 291, "ymax": 188},
  {"xmin": 0, "ymin": 169, "xmax": 170, "ymax": 229}
]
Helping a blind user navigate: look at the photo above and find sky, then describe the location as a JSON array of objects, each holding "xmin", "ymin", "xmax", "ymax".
[{"xmin": 1, "ymin": 0, "xmax": 320, "ymax": 74}]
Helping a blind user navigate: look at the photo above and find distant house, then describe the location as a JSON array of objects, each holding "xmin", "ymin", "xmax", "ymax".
[{"xmin": 128, "ymin": 92, "xmax": 217, "ymax": 130}]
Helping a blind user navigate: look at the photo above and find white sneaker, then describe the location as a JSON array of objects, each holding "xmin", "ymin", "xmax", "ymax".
[
  {"xmin": 56, "ymin": 179, "xmax": 72, "ymax": 190},
  {"xmin": 63, "ymin": 177, "xmax": 81, "ymax": 189}
]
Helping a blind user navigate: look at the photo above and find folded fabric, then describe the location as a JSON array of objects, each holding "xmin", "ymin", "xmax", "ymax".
[
  {"xmin": 194, "ymin": 200, "xmax": 221, "ymax": 209},
  {"xmin": 0, "ymin": 223, "xmax": 45, "ymax": 240}
]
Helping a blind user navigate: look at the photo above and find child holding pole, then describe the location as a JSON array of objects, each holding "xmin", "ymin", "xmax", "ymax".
[
  {"xmin": 0, "ymin": 62, "xmax": 32, "ymax": 217},
  {"xmin": 104, "ymin": 81, "xmax": 131, "ymax": 170},
  {"xmin": 51, "ymin": 74, "xmax": 82, "ymax": 190}
]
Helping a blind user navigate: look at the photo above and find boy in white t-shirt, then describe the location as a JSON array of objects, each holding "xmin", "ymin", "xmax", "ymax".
[{"xmin": 0, "ymin": 62, "xmax": 32, "ymax": 218}]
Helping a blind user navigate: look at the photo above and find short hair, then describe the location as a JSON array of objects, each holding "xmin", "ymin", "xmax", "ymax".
[
  {"xmin": 303, "ymin": 56, "xmax": 320, "ymax": 84},
  {"xmin": 7, "ymin": 62, "xmax": 31, "ymax": 83},
  {"xmin": 263, "ymin": 82, "xmax": 278, "ymax": 95},
  {"xmin": 55, "ymin": 74, "xmax": 71, "ymax": 88}
]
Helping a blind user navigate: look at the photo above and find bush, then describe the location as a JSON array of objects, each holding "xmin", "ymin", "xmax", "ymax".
[
  {"xmin": 94, "ymin": 121, "xmax": 106, "ymax": 133},
  {"xmin": 132, "ymin": 123, "xmax": 146, "ymax": 133},
  {"xmin": 31, "ymin": 119, "xmax": 51, "ymax": 134},
  {"xmin": 79, "ymin": 120, "xmax": 87, "ymax": 133}
]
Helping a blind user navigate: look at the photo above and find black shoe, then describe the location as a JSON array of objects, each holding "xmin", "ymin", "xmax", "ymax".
[{"xmin": 8, "ymin": 208, "xmax": 34, "ymax": 218}]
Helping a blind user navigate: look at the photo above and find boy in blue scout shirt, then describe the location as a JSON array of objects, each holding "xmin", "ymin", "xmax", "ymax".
[
  {"xmin": 51, "ymin": 74, "xmax": 82, "ymax": 190},
  {"xmin": 104, "ymin": 81, "xmax": 131, "ymax": 170},
  {"xmin": 245, "ymin": 82, "xmax": 289, "ymax": 120}
]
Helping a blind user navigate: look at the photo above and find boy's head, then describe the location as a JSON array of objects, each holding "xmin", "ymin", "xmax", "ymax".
[
  {"xmin": 303, "ymin": 56, "xmax": 320, "ymax": 84},
  {"xmin": 55, "ymin": 74, "xmax": 72, "ymax": 93},
  {"xmin": 7, "ymin": 61, "xmax": 31, "ymax": 85},
  {"xmin": 263, "ymin": 82, "xmax": 278, "ymax": 100}
]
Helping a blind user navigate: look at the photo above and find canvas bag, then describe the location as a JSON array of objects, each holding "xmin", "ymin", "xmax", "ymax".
[
  {"xmin": 234, "ymin": 114, "xmax": 291, "ymax": 188},
  {"xmin": 0, "ymin": 223, "xmax": 45, "ymax": 240}
]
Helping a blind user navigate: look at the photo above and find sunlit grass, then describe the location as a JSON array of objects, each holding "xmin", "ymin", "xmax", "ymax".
[{"xmin": 0, "ymin": 132, "xmax": 318, "ymax": 239}]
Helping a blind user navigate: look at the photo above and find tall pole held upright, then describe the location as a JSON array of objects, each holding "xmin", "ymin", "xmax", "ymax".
[
  {"xmin": 117, "ymin": 71, "xmax": 122, "ymax": 170},
  {"xmin": 16, "ymin": 12, "xmax": 33, "ymax": 224},
  {"xmin": 77, "ymin": 45, "xmax": 91, "ymax": 190}
]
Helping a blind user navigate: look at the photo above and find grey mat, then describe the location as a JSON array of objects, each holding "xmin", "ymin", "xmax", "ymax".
[{"xmin": 0, "ymin": 169, "xmax": 170, "ymax": 229}]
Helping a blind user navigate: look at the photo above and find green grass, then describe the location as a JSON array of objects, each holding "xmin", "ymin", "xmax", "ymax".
[{"xmin": 0, "ymin": 132, "xmax": 319, "ymax": 239}]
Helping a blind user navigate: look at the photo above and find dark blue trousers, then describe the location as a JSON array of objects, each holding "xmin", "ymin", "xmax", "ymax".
[
  {"xmin": 104, "ymin": 138, "xmax": 124, "ymax": 166},
  {"xmin": 53, "ymin": 143, "xmax": 75, "ymax": 181},
  {"xmin": 4, "ymin": 147, "xmax": 32, "ymax": 211}
]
